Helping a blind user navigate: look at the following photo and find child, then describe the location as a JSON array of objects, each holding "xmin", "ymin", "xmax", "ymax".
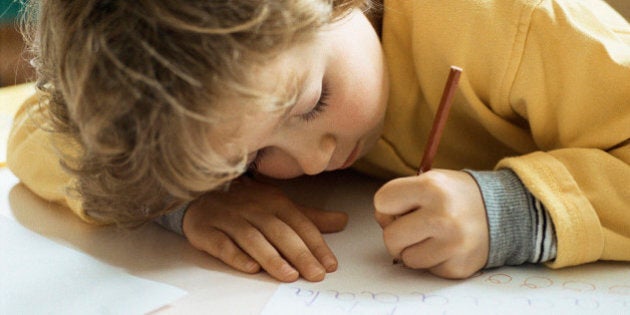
[{"xmin": 8, "ymin": 0, "xmax": 629, "ymax": 283}]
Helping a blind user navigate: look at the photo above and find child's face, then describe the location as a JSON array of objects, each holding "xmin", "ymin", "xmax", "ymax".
[{"xmin": 226, "ymin": 9, "xmax": 388, "ymax": 179}]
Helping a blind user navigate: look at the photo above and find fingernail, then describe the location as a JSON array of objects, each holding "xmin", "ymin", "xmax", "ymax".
[
  {"xmin": 279, "ymin": 263, "xmax": 299, "ymax": 279},
  {"xmin": 306, "ymin": 265, "xmax": 325, "ymax": 281},
  {"xmin": 322, "ymin": 256, "xmax": 338, "ymax": 272}
]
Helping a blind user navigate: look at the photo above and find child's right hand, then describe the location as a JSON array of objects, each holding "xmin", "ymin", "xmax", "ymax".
[
  {"xmin": 373, "ymin": 170, "xmax": 488, "ymax": 279},
  {"xmin": 181, "ymin": 176, "xmax": 348, "ymax": 283}
]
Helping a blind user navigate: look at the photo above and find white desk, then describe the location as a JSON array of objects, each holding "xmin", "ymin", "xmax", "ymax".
[
  {"xmin": 0, "ymin": 169, "xmax": 386, "ymax": 314},
  {"xmin": 2, "ymin": 168, "xmax": 630, "ymax": 314}
]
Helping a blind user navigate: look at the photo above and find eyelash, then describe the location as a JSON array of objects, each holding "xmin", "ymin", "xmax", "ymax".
[
  {"xmin": 249, "ymin": 81, "xmax": 330, "ymax": 172},
  {"xmin": 300, "ymin": 81, "xmax": 330, "ymax": 122},
  {"xmin": 248, "ymin": 148, "xmax": 268, "ymax": 172}
]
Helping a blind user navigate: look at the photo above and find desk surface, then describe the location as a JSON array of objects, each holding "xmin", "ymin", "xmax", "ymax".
[
  {"xmin": 0, "ymin": 169, "xmax": 385, "ymax": 314},
  {"xmin": 2, "ymin": 168, "xmax": 630, "ymax": 315}
]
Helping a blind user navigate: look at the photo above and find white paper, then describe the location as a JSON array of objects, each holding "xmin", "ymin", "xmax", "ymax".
[
  {"xmin": 0, "ymin": 216, "xmax": 187, "ymax": 315},
  {"xmin": 263, "ymin": 264, "xmax": 630, "ymax": 315},
  {"xmin": 262, "ymin": 184, "xmax": 630, "ymax": 315}
]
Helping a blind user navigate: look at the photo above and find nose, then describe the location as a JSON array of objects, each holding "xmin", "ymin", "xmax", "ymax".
[{"xmin": 295, "ymin": 133, "xmax": 336, "ymax": 175}]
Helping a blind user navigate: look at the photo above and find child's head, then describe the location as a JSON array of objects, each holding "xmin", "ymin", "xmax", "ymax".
[
  {"xmin": 233, "ymin": 8, "xmax": 388, "ymax": 180},
  {"xmin": 23, "ymin": 0, "xmax": 386, "ymax": 225}
]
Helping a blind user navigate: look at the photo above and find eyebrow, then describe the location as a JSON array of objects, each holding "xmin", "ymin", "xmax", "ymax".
[{"xmin": 271, "ymin": 70, "xmax": 310, "ymax": 120}]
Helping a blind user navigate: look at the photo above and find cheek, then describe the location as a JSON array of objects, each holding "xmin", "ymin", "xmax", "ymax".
[
  {"xmin": 331, "ymin": 39, "xmax": 387, "ymax": 135},
  {"xmin": 335, "ymin": 71, "xmax": 387, "ymax": 134},
  {"xmin": 256, "ymin": 150, "xmax": 304, "ymax": 179}
]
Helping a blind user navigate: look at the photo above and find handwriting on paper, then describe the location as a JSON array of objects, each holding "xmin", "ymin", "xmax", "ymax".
[{"xmin": 262, "ymin": 268, "xmax": 630, "ymax": 315}]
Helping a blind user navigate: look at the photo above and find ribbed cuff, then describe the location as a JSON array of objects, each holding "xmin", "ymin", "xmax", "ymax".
[
  {"xmin": 465, "ymin": 169, "xmax": 535, "ymax": 268},
  {"xmin": 153, "ymin": 202, "xmax": 190, "ymax": 236}
]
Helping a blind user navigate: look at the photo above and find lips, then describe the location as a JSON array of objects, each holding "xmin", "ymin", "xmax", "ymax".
[{"xmin": 340, "ymin": 142, "xmax": 361, "ymax": 169}]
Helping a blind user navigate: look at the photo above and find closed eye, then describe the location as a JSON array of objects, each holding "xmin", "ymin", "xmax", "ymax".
[
  {"xmin": 300, "ymin": 81, "xmax": 330, "ymax": 122},
  {"xmin": 247, "ymin": 147, "xmax": 268, "ymax": 172}
]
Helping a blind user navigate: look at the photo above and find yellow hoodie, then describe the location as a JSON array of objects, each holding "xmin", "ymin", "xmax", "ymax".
[{"xmin": 354, "ymin": 0, "xmax": 630, "ymax": 268}]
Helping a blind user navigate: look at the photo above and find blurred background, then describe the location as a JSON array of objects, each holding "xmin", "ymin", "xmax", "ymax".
[
  {"xmin": 1, "ymin": 0, "xmax": 34, "ymax": 87},
  {"xmin": 0, "ymin": 0, "xmax": 628, "ymax": 88}
]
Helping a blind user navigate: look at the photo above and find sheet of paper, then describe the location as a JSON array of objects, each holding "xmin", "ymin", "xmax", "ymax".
[
  {"xmin": 0, "ymin": 215, "xmax": 187, "ymax": 315},
  {"xmin": 262, "ymin": 180, "xmax": 630, "ymax": 315},
  {"xmin": 263, "ymin": 264, "xmax": 630, "ymax": 315}
]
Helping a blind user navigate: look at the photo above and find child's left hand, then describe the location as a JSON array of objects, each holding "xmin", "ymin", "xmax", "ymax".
[
  {"xmin": 373, "ymin": 169, "xmax": 488, "ymax": 279},
  {"xmin": 182, "ymin": 176, "xmax": 348, "ymax": 283}
]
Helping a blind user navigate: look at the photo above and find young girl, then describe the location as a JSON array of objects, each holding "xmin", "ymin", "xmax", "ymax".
[{"xmin": 8, "ymin": 0, "xmax": 629, "ymax": 283}]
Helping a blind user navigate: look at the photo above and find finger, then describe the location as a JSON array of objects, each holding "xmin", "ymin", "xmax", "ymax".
[
  {"xmin": 299, "ymin": 206, "xmax": 348, "ymax": 233},
  {"xmin": 223, "ymin": 220, "xmax": 300, "ymax": 282},
  {"xmin": 276, "ymin": 209, "xmax": 339, "ymax": 275},
  {"xmin": 248, "ymin": 211, "xmax": 332, "ymax": 281},
  {"xmin": 427, "ymin": 260, "xmax": 479, "ymax": 280},
  {"xmin": 282, "ymin": 207, "xmax": 339, "ymax": 273},
  {"xmin": 374, "ymin": 176, "xmax": 433, "ymax": 216},
  {"xmin": 399, "ymin": 237, "xmax": 450, "ymax": 270},
  {"xmin": 188, "ymin": 227, "xmax": 261, "ymax": 274},
  {"xmin": 382, "ymin": 210, "xmax": 435, "ymax": 258},
  {"xmin": 374, "ymin": 209, "xmax": 395, "ymax": 228},
  {"xmin": 398, "ymin": 219, "xmax": 484, "ymax": 279}
]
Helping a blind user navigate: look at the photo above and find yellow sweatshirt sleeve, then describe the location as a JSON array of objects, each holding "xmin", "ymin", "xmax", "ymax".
[
  {"xmin": 373, "ymin": 0, "xmax": 630, "ymax": 269},
  {"xmin": 7, "ymin": 96, "xmax": 95, "ymax": 223},
  {"xmin": 496, "ymin": 0, "xmax": 630, "ymax": 267}
]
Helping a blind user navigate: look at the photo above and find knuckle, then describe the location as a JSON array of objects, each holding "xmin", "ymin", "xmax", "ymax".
[
  {"xmin": 195, "ymin": 231, "xmax": 246, "ymax": 268},
  {"xmin": 292, "ymin": 250, "xmax": 314, "ymax": 264},
  {"xmin": 239, "ymin": 227, "xmax": 262, "ymax": 243},
  {"xmin": 264, "ymin": 255, "xmax": 288, "ymax": 270},
  {"xmin": 291, "ymin": 216, "xmax": 316, "ymax": 231},
  {"xmin": 309, "ymin": 243, "xmax": 330, "ymax": 258},
  {"xmin": 213, "ymin": 236, "xmax": 237, "ymax": 259},
  {"xmin": 424, "ymin": 170, "xmax": 449, "ymax": 184},
  {"xmin": 208, "ymin": 231, "xmax": 229, "ymax": 249},
  {"xmin": 421, "ymin": 173, "xmax": 450, "ymax": 197},
  {"xmin": 195, "ymin": 231, "xmax": 234, "ymax": 259}
]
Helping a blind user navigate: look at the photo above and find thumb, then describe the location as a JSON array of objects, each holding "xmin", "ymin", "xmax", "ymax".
[{"xmin": 299, "ymin": 206, "xmax": 349, "ymax": 233}]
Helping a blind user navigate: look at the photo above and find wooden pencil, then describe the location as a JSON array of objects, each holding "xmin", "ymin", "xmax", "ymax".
[
  {"xmin": 393, "ymin": 65, "xmax": 462, "ymax": 265},
  {"xmin": 417, "ymin": 65, "xmax": 462, "ymax": 175}
]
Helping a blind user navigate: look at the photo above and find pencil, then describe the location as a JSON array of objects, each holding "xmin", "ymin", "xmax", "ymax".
[
  {"xmin": 393, "ymin": 65, "xmax": 462, "ymax": 265},
  {"xmin": 417, "ymin": 65, "xmax": 462, "ymax": 175}
]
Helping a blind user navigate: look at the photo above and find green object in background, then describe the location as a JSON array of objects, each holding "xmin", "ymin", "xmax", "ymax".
[{"xmin": 0, "ymin": 0, "xmax": 22, "ymax": 25}]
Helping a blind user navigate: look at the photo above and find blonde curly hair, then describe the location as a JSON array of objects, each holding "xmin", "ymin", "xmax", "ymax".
[{"xmin": 20, "ymin": 0, "xmax": 372, "ymax": 226}]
